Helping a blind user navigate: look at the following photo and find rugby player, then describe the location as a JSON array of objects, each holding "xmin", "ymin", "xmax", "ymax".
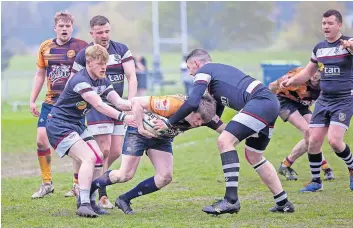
[
  {"xmin": 155, "ymin": 49, "xmax": 295, "ymax": 214},
  {"xmin": 269, "ymin": 67, "xmax": 334, "ymax": 181},
  {"xmin": 46, "ymin": 44, "xmax": 134, "ymax": 217},
  {"xmin": 29, "ymin": 11, "xmax": 87, "ymax": 199},
  {"xmin": 68, "ymin": 15, "xmax": 137, "ymax": 208},
  {"xmin": 89, "ymin": 93, "xmax": 225, "ymax": 214},
  {"xmin": 281, "ymin": 9, "xmax": 353, "ymax": 192}
]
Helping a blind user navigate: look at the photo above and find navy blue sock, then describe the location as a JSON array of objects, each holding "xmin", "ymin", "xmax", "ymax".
[
  {"xmin": 90, "ymin": 170, "xmax": 113, "ymax": 196},
  {"xmin": 120, "ymin": 176, "xmax": 159, "ymax": 201}
]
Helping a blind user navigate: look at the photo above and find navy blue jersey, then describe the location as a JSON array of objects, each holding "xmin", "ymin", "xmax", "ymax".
[
  {"xmin": 168, "ymin": 63, "xmax": 266, "ymax": 125},
  {"xmin": 310, "ymin": 35, "xmax": 353, "ymax": 97},
  {"xmin": 72, "ymin": 40, "xmax": 133, "ymax": 97},
  {"xmin": 194, "ymin": 63, "xmax": 264, "ymax": 110},
  {"xmin": 50, "ymin": 69, "xmax": 114, "ymax": 122}
]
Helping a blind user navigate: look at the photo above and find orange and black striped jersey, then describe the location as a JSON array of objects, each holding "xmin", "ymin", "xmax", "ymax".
[
  {"xmin": 272, "ymin": 67, "xmax": 321, "ymax": 106},
  {"xmin": 37, "ymin": 38, "xmax": 87, "ymax": 104}
]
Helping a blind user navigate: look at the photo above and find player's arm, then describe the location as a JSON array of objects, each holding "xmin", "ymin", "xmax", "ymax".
[
  {"xmin": 81, "ymin": 90, "xmax": 134, "ymax": 126},
  {"xmin": 204, "ymin": 115, "xmax": 226, "ymax": 134},
  {"xmin": 340, "ymin": 38, "xmax": 353, "ymax": 53},
  {"xmin": 121, "ymin": 47, "xmax": 137, "ymax": 100},
  {"xmin": 30, "ymin": 67, "xmax": 46, "ymax": 117},
  {"xmin": 131, "ymin": 96, "xmax": 157, "ymax": 138},
  {"xmin": 281, "ymin": 62, "xmax": 318, "ymax": 88},
  {"xmin": 106, "ymin": 89, "xmax": 132, "ymax": 111}
]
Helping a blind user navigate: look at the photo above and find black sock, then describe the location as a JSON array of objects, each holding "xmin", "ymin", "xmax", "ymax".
[
  {"xmin": 335, "ymin": 144, "xmax": 353, "ymax": 169},
  {"xmin": 120, "ymin": 176, "xmax": 159, "ymax": 201},
  {"xmin": 98, "ymin": 186, "xmax": 107, "ymax": 199},
  {"xmin": 90, "ymin": 170, "xmax": 113, "ymax": 196},
  {"xmin": 274, "ymin": 191, "xmax": 288, "ymax": 206},
  {"xmin": 221, "ymin": 150, "xmax": 239, "ymax": 204},
  {"xmin": 308, "ymin": 153, "xmax": 322, "ymax": 184}
]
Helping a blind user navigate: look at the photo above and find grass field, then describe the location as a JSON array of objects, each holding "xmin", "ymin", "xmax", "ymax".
[{"xmin": 2, "ymin": 102, "xmax": 353, "ymax": 227}]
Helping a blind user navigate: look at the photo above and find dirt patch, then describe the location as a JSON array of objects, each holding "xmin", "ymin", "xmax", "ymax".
[{"xmin": 1, "ymin": 152, "xmax": 73, "ymax": 178}]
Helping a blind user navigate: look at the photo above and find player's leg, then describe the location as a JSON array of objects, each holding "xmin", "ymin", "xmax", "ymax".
[
  {"xmin": 64, "ymin": 159, "xmax": 80, "ymax": 197},
  {"xmin": 300, "ymin": 99, "xmax": 329, "ymax": 192},
  {"xmin": 86, "ymin": 108, "xmax": 114, "ymax": 208},
  {"xmin": 245, "ymin": 132, "xmax": 294, "ymax": 213},
  {"xmin": 65, "ymin": 117, "xmax": 86, "ymax": 197},
  {"xmin": 278, "ymin": 110, "xmax": 309, "ymax": 181},
  {"xmin": 107, "ymin": 122, "xmax": 126, "ymax": 167},
  {"xmin": 90, "ymin": 127, "xmax": 145, "ymax": 200},
  {"xmin": 116, "ymin": 142, "xmax": 173, "ymax": 214},
  {"xmin": 328, "ymin": 98, "xmax": 353, "ymax": 190},
  {"xmin": 32, "ymin": 103, "xmax": 54, "ymax": 199}
]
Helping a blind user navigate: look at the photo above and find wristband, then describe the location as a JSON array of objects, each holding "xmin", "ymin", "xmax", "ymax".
[{"xmin": 117, "ymin": 112, "xmax": 126, "ymax": 122}]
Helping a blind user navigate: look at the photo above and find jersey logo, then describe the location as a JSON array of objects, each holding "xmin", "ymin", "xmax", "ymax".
[
  {"xmin": 48, "ymin": 64, "xmax": 71, "ymax": 84},
  {"xmin": 154, "ymin": 99, "xmax": 169, "ymax": 111},
  {"xmin": 76, "ymin": 101, "xmax": 87, "ymax": 110},
  {"xmin": 317, "ymin": 62, "xmax": 324, "ymax": 72},
  {"xmin": 114, "ymin": 54, "xmax": 122, "ymax": 63},
  {"xmin": 324, "ymin": 66, "xmax": 340, "ymax": 76},
  {"xmin": 67, "ymin": 50, "xmax": 76, "ymax": 58},
  {"xmin": 339, "ymin": 112, "xmax": 346, "ymax": 122}
]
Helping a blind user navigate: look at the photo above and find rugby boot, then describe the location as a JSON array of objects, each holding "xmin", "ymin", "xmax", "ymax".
[
  {"xmin": 76, "ymin": 203, "xmax": 98, "ymax": 218},
  {"xmin": 323, "ymin": 168, "xmax": 335, "ymax": 181},
  {"xmin": 202, "ymin": 198, "xmax": 240, "ymax": 215},
  {"xmin": 115, "ymin": 196, "xmax": 135, "ymax": 214},
  {"xmin": 278, "ymin": 164, "xmax": 298, "ymax": 181},
  {"xmin": 31, "ymin": 182, "xmax": 54, "ymax": 199},
  {"xmin": 269, "ymin": 201, "xmax": 295, "ymax": 213}
]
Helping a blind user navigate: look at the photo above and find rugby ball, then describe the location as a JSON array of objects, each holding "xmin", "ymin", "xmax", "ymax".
[{"xmin": 142, "ymin": 111, "xmax": 168, "ymax": 136}]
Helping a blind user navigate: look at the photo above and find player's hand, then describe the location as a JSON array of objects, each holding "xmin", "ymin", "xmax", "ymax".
[
  {"xmin": 153, "ymin": 119, "xmax": 169, "ymax": 132},
  {"xmin": 123, "ymin": 114, "xmax": 137, "ymax": 127},
  {"xmin": 340, "ymin": 39, "xmax": 353, "ymax": 50},
  {"xmin": 138, "ymin": 127, "xmax": 158, "ymax": 138},
  {"xmin": 279, "ymin": 78, "xmax": 292, "ymax": 90},
  {"xmin": 30, "ymin": 102, "xmax": 40, "ymax": 117}
]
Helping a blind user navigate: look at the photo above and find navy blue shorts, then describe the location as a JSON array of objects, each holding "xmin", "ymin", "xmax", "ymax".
[
  {"xmin": 137, "ymin": 72, "xmax": 148, "ymax": 89},
  {"xmin": 278, "ymin": 96, "xmax": 312, "ymax": 122},
  {"xmin": 122, "ymin": 126, "xmax": 173, "ymax": 156},
  {"xmin": 38, "ymin": 103, "xmax": 85, "ymax": 128},
  {"xmin": 46, "ymin": 117, "xmax": 93, "ymax": 157},
  {"xmin": 309, "ymin": 95, "xmax": 353, "ymax": 130},
  {"xmin": 38, "ymin": 103, "xmax": 53, "ymax": 127},
  {"xmin": 225, "ymin": 90, "xmax": 279, "ymax": 153}
]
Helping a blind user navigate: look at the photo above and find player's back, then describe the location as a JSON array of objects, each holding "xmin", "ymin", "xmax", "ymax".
[{"xmin": 195, "ymin": 63, "xmax": 265, "ymax": 110}]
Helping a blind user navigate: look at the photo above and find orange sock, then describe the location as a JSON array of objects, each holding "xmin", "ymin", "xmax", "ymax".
[
  {"xmin": 282, "ymin": 157, "xmax": 293, "ymax": 168},
  {"xmin": 321, "ymin": 160, "xmax": 329, "ymax": 170},
  {"xmin": 37, "ymin": 149, "xmax": 52, "ymax": 183},
  {"xmin": 73, "ymin": 173, "xmax": 78, "ymax": 184}
]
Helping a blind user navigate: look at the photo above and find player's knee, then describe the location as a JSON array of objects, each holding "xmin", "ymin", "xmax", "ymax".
[
  {"xmin": 81, "ymin": 153, "xmax": 97, "ymax": 165},
  {"xmin": 155, "ymin": 173, "xmax": 173, "ymax": 187},
  {"xmin": 36, "ymin": 139, "xmax": 48, "ymax": 150},
  {"xmin": 217, "ymin": 136, "xmax": 231, "ymax": 151},
  {"xmin": 328, "ymin": 135, "xmax": 343, "ymax": 152},
  {"xmin": 303, "ymin": 129, "xmax": 310, "ymax": 144},
  {"xmin": 119, "ymin": 171, "xmax": 135, "ymax": 182},
  {"xmin": 245, "ymin": 150, "xmax": 263, "ymax": 165}
]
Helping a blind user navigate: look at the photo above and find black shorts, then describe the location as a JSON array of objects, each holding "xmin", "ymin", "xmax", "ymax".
[{"xmin": 278, "ymin": 96, "xmax": 312, "ymax": 122}]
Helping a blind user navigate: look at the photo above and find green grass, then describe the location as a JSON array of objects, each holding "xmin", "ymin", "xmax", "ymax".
[{"xmin": 2, "ymin": 106, "xmax": 353, "ymax": 227}]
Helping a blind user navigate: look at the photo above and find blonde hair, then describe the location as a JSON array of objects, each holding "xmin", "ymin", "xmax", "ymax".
[
  {"xmin": 85, "ymin": 44, "xmax": 109, "ymax": 64},
  {"xmin": 54, "ymin": 10, "xmax": 74, "ymax": 25}
]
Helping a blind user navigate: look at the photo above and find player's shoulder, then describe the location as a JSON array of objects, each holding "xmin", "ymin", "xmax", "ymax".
[
  {"xmin": 71, "ymin": 69, "xmax": 89, "ymax": 84},
  {"xmin": 340, "ymin": 35, "xmax": 353, "ymax": 41},
  {"xmin": 38, "ymin": 38, "xmax": 55, "ymax": 51},
  {"xmin": 70, "ymin": 38, "xmax": 89, "ymax": 47},
  {"xmin": 110, "ymin": 40, "xmax": 129, "ymax": 49}
]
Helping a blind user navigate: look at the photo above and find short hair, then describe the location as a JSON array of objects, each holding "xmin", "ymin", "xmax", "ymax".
[
  {"xmin": 90, "ymin": 15, "xmax": 110, "ymax": 28},
  {"xmin": 323, "ymin": 9, "xmax": 342, "ymax": 23},
  {"xmin": 185, "ymin": 49, "xmax": 212, "ymax": 63},
  {"xmin": 85, "ymin": 44, "xmax": 109, "ymax": 63},
  {"xmin": 196, "ymin": 93, "xmax": 217, "ymax": 123},
  {"xmin": 54, "ymin": 10, "xmax": 74, "ymax": 25}
]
